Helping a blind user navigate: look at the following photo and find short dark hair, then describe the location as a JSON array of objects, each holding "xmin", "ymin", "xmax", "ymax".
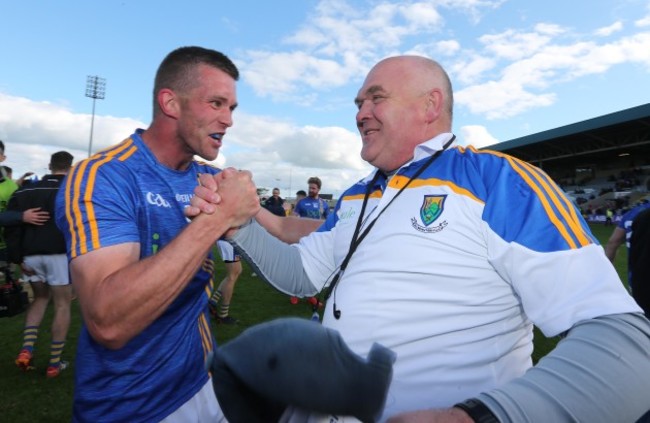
[
  {"xmin": 153, "ymin": 46, "xmax": 239, "ymax": 114},
  {"xmin": 307, "ymin": 176, "xmax": 322, "ymax": 189},
  {"xmin": 0, "ymin": 140, "xmax": 5, "ymax": 154},
  {"xmin": 50, "ymin": 151, "xmax": 74, "ymax": 172},
  {"xmin": 296, "ymin": 190, "xmax": 307, "ymax": 197}
]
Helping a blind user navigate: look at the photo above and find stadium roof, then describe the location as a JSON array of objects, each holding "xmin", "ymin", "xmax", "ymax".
[{"xmin": 487, "ymin": 103, "xmax": 650, "ymax": 170}]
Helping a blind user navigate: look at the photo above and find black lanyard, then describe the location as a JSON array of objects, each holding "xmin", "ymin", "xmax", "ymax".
[{"xmin": 325, "ymin": 135, "xmax": 455, "ymax": 319}]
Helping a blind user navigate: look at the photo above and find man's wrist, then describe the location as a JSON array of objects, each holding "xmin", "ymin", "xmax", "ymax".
[{"xmin": 453, "ymin": 398, "xmax": 499, "ymax": 423}]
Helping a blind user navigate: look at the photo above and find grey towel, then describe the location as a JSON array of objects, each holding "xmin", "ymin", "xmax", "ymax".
[{"xmin": 209, "ymin": 317, "xmax": 396, "ymax": 423}]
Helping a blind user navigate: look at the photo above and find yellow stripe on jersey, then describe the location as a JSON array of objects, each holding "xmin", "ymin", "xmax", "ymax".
[
  {"xmin": 390, "ymin": 174, "xmax": 485, "ymax": 204},
  {"xmin": 118, "ymin": 144, "xmax": 138, "ymax": 162},
  {"xmin": 66, "ymin": 138, "xmax": 136, "ymax": 258},
  {"xmin": 469, "ymin": 146, "xmax": 591, "ymax": 248},
  {"xmin": 63, "ymin": 161, "xmax": 80, "ymax": 258},
  {"xmin": 69, "ymin": 158, "xmax": 92, "ymax": 257},
  {"xmin": 344, "ymin": 190, "xmax": 383, "ymax": 201},
  {"xmin": 517, "ymin": 159, "xmax": 595, "ymax": 245},
  {"xmin": 205, "ymin": 278, "xmax": 214, "ymax": 298},
  {"xmin": 198, "ymin": 313, "xmax": 213, "ymax": 359},
  {"xmin": 202, "ymin": 257, "xmax": 216, "ymax": 295}
]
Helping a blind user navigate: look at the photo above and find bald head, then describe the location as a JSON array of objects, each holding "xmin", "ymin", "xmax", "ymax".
[
  {"xmin": 371, "ymin": 56, "xmax": 453, "ymax": 124},
  {"xmin": 354, "ymin": 55, "xmax": 454, "ymax": 172}
]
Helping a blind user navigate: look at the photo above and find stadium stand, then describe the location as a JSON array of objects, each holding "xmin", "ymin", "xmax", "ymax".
[{"xmin": 487, "ymin": 103, "xmax": 650, "ymax": 223}]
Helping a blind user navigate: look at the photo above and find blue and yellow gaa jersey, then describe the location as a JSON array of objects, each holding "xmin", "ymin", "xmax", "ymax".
[{"xmin": 55, "ymin": 130, "xmax": 219, "ymax": 422}]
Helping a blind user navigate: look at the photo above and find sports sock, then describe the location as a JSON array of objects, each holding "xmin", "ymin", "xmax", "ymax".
[
  {"xmin": 218, "ymin": 303, "xmax": 230, "ymax": 318},
  {"xmin": 21, "ymin": 326, "xmax": 39, "ymax": 353},
  {"xmin": 48, "ymin": 341, "xmax": 65, "ymax": 368},
  {"xmin": 209, "ymin": 290, "xmax": 223, "ymax": 307}
]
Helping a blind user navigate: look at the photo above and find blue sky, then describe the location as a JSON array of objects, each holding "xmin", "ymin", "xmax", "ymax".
[{"xmin": 1, "ymin": 0, "xmax": 649, "ymax": 197}]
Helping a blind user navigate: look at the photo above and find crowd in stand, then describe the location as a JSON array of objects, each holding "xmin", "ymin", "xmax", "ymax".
[{"xmin": 550, "ymin": 165, "xmax": 650, "ymax": 223}]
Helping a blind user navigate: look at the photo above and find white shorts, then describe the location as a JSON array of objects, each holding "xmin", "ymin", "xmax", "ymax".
[
  {"xmin": 160, "ymin": 379, "xmax": 225, "ymax": 423},
  {"xmin": 22, "ymin": 254, "xmax": 70, "ymax": 286},
  {"xmin": 216, "ymin": 240, "xmax": 240, "ymax": 263}
]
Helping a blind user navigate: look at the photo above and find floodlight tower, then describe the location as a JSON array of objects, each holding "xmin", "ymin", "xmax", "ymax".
[{"xmin": 85, "ymin": 75, "xmax": 106, "ymax": 157}]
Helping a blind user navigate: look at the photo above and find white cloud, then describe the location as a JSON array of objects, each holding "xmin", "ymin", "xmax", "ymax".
[
  {"xmin": 435, "ymin": 39, "xmax": 461, "ymax": 55},
  {"xmin": 595, "ymin": 21, "xmax": 623, "ymax": 37},
  {"xmin": 451, "ymin": 55, "xmax": 496, "ymax": 84},
  {"xmin": 3, "ymin": 143, "xmax": 88, "ymax": 181},
  {"xmin": 241, "ymin": 51, "xmax": 356, "ymax": 102},
  {"xmin": 453, "ymin": 28, "xmax": 650, "ymax": 119},
  {"xmin": 242, "ymin": 0, "xmax": 503, "ymax": 100},
  {"xmin": 0, "ymin": 93, "xmax": 144, "ymax": 182},
  {"xmin": 458, "ymin": 125, "xmax": 501, "ymax": 148},
  {"xmin": 399, "ymin": 2, "xmax": 444, "ymax": 29},
  {"xmin": 0, "ymin": 93, "xmax": 144, "ymax": 155},
  {"xmin": 636, "ymin": 15, "xmax": 650, "ymax": 27},
  {"xmin": 455, "ymin": 80, "xmax": 556, "ymax": 119},
  {"xmin": 221, "ymin": 111, "xmax": 371, "ymax": 193},
  {"xmin": 479, "ymin": 24, "xmax": 563, "ymax": 61}
]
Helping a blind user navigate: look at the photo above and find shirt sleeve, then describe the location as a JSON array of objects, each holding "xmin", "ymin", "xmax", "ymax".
[
  {"xmin": 56, "ymin": 162, "xmax": 140, "ymax": 259},
  {"xmin": 476, "ymin": 153, "xmax": 641, "ymax": 335}
]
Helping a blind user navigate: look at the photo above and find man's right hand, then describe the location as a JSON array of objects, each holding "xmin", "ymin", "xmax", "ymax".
[
  {"xmin": 211, "ymin": 168, "xmax": 261, "ymax": 229},
  {"xmin": 185, "ymin": 173, "xmax": 223, "ymax": 218},
  {"xmin": 187, "ymin": 168, "xmax": 260, "ymax": 229}
]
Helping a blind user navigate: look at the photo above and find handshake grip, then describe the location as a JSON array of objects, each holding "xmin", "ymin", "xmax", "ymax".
[{"xmin": 209, "ymin": 317, "xmax": 396, "ymax": 423}]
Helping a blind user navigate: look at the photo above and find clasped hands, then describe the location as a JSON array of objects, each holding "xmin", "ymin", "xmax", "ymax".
[{"xmin": 185, "ymin": 168, "xmax": 260, "ymax": 234}]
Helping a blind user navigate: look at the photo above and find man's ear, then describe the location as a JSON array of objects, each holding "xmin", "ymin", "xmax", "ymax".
[
  {"xmin": 425, "ymin": 88, "xmax": 443, "ymax": 123},
  {"xmin": 158, "ymin": 88, "xmax": 181, "ymax": 119}
]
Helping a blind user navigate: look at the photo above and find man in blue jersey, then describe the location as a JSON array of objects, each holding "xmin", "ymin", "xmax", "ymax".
[
  {"xmin": 55, "ymin": 47, "xmax": 259, "ymax": 422},
  {"xmin": 190, "ymin": 55, "xmax": 650, "ymax": 422},
  {"xmin": 292, "ymin": 176, "xmax": 329, "ymax": 219},
  {"xmin": 630, "ymin": 207, "xmax": 650, "ymax": 316},
  {"xmin": 605, "ymin": 199, "xmax": 650, "ymax": 290}
]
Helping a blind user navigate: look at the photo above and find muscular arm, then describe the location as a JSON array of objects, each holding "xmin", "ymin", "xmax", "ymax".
[
  {"xmin": 72, "ymin": 170, "xmax": 259, "ymax": 349},
  {"xmin": 604, "ymin": 227, "xmax": 625, "ymax": 262}
]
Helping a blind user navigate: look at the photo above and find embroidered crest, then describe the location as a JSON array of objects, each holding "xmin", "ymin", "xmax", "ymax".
[
  {"xmin": 411, "ymin": 194, "xmax": 448, "ymax": 233},
  {"xmin": 420, "ymin": 195, "xmax": 446, "ymax": 226}
]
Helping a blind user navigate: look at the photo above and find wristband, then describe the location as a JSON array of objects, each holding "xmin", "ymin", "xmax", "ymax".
[{"xmin": 453, "ymin": 398, "xmax": 499, "ymax": 423}]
